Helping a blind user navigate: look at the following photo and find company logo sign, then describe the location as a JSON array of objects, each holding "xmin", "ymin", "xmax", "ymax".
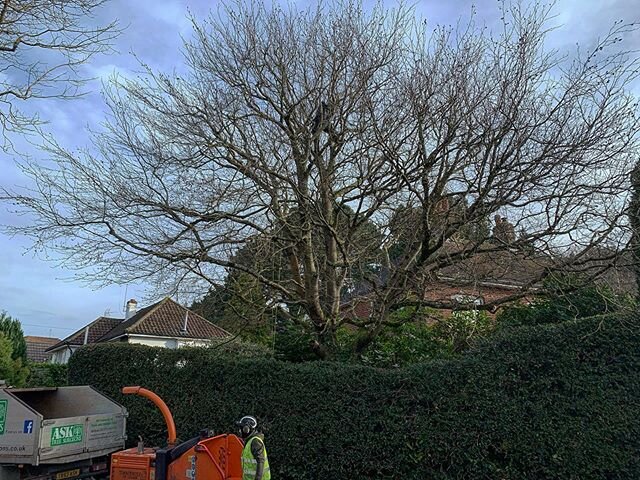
[
  {"xmin": 51, "ymin": 425, "xmax": 83, "ymax": 446},
  {"xmin": 0, "ymin": 400, "xmax": 7, "ymax": 435}
]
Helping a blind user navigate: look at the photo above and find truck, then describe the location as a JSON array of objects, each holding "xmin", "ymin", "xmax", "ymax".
[{"xmin": 0, "ymin": 386, "xmax": 127, "ymax": 480}]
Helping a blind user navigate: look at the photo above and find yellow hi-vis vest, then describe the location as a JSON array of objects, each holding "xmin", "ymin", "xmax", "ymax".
[{"xmin": 241, "ymin": 436, "xmax": 271, "ymax": 480}]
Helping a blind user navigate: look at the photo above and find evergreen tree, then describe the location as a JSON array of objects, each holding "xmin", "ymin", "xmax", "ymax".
[
  {"xmin": 0, "ymin": 311, "xmax": 27, "ymax": 362},
  {"xmin": 0, "ymin": 333, "xmax": 29, "ymax": 386}
]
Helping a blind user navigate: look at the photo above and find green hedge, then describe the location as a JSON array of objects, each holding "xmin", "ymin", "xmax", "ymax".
[
  {"xmin": 25, "ymin": 363, "xmax": 68, "ymax": 387},
  {"xmin": 69, "ymin": 315, "xmax": 640, "ymax": 479}
]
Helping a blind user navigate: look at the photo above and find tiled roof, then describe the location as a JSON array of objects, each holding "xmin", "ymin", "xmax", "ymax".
[
  {"xmin": 98, "ymin": 298, "xmax": 231, "ymax": 342},
  {"xmin": 45, "ymin": 317, "xmax": 122, "ymax": 352},
  {"xmin": 341, "ymin": 279, "xmax": 535, "ymax": 320},
  {"xmin": 25, "ymin": 336, "xmax": 60, "ymax": 363},
  {"xmin": 341, "ymin": 300, "xmax": 373, "ymax": 320}
]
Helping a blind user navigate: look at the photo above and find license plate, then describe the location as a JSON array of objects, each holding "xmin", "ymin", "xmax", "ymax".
[{"xmin": 55, "ymin": 469, "xmax": 80, "ymax": 480}]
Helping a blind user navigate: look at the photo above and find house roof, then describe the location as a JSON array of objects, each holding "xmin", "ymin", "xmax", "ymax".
[
  {"xmin": 46, "ymin": 316, "xmax": 122, "ymax": 352},
  {"xmin": 98, "ymin": 297, "xmax": 231, "ymax": 342},
  {"xmin": 25, "ymin": 336, "xmax": 60, "ymax": 363},
  {"xmin": 340, "ymin": 278, "xmax": 533, "ymax": 320}
]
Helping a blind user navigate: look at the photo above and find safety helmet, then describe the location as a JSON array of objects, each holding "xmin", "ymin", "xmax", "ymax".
[{"xmin": 236, "ymin": 415, "xmax": 258, "ymax": 438}]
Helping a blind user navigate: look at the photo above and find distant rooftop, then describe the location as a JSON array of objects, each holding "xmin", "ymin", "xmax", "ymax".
[
  {"xmin": 45, "ymin": 317, "xmax": 121, "ymax": 352},
  {"xmin": 25, "ymin": 335, "xmax": 60, "ymax": 363}
]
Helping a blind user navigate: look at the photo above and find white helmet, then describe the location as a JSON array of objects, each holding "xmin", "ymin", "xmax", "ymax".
[{"xmin": 236, "ymin": 415, "xmax": 258, "ymax": 438}]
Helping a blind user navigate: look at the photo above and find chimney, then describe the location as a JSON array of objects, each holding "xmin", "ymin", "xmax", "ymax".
[{"xmin": 125, "ymin": 299, "xmax": 138, "ymax": 320}]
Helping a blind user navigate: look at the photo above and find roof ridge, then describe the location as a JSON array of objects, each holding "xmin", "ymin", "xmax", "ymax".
[
  {"xmin": 123, "ymin": 297, "xmax": 170, "ymax": 334},
  {"xmin": 163, "ymin": 297, "xmax": 229, "ymax": 326},
  {"xmin": 45, "ymin": 316, "xmax": 122, "ymax": 352},
  {"xmin": 180, "ymin": 304, "xmax": 232, "ymax": 336},
  {"xmin": 56, "ymin": 316, "xmax": 106, "ymax": 344},
  {"xmin": 128, "ymin": 297, "xmax": 232, "ymax": 339}
]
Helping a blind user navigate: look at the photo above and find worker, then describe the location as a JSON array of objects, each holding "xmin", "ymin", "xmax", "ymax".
[{"xmin": 236, "ymin": 415, "xmax": 271, "ymax": 480}]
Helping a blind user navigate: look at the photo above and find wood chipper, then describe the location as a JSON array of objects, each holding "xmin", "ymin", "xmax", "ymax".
[
  {"xmin": 111, "ymin": 386, "xmax": 244, "ymax": 480},
  {"xmin": 1, "ymin": 385, "xmax": 245, "ymax": 480}
]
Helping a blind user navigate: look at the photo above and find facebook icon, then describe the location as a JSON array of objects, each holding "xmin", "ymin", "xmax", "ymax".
[{"xmin": 23, "ymin": 420, "xmax": 34, "ymax": 434}]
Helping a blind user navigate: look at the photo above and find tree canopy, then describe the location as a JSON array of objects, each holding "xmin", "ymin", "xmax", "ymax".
[{"xmin": 4, "ymin": 0, "xmax": 640, "ymax": 355}]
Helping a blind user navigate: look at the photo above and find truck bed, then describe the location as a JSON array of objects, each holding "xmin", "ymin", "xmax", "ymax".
[{"xmin": 0, "ymin": 386, "xmax": 126, "ymax": 466}]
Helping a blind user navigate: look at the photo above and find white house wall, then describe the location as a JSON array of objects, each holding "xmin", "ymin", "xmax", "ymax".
[
  {"xmin": 48, "ymin": 336, "xmax": 216, "ymax": 364},
  {"xmin": 177, "ymin": 339, "xmax": 212, "ymax": 348},
  {"xmin": 126, "ymin": 336, "xmax": 179, "ymax": 348},
  {"xmin": 50, "ymin": 346, "xmax": 78, "ymax": 364},
  {"xmin": 126, "ymin": 335, "xmax": 212, "ymax": 348}
]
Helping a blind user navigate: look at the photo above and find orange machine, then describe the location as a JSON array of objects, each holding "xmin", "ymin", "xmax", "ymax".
[{"xmin": 110, "ymin": 387, "xmax": 244, "ymax": 480}]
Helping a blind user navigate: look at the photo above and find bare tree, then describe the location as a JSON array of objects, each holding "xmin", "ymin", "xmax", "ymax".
[
  {"xmin": 629, "ymin": 160, "xmax": 640, "ymax": 296},
  {"xmin": 4, "ymin": 0, "xmax": 640, "ymax": 356},
  {"xmin": 0, "ymin": 0, "xmax": 118, "ymax": 140}
]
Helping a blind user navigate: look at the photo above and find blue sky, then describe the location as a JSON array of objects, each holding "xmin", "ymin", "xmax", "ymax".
[{"xmin": 0, "ymin": 0, "xmax": 638, "ymax": 338}]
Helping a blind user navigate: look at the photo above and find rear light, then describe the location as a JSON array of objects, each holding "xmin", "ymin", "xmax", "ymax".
[{"xmin": 91, "ymin": 463, "xmax": 107, "ymax": 472}]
